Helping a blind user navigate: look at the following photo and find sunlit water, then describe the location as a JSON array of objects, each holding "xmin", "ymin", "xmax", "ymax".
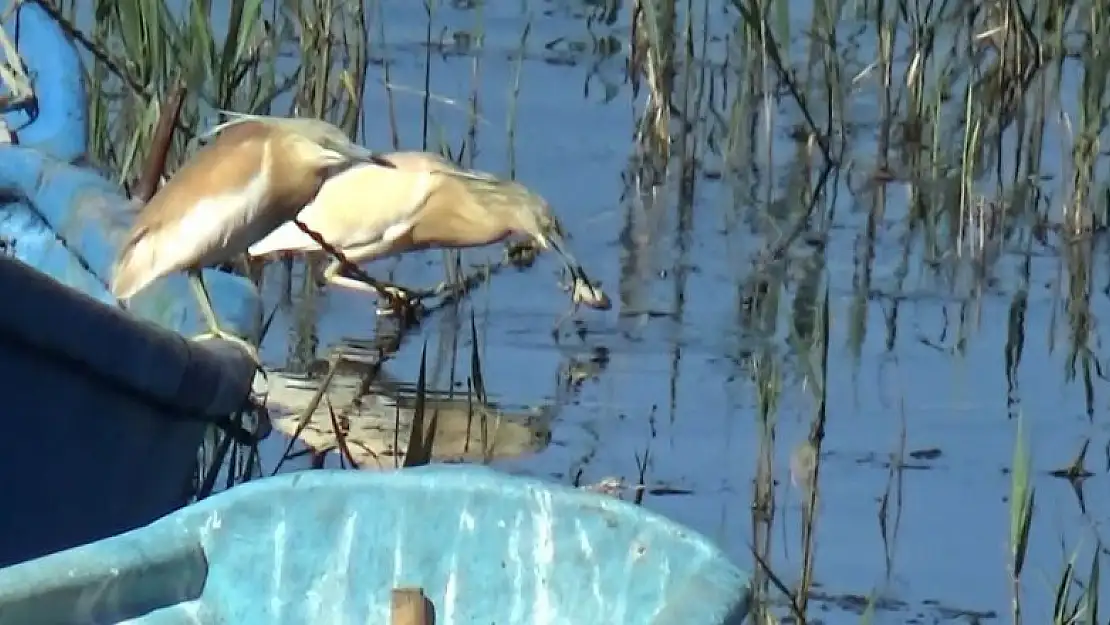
[{"xmin": 119, "ymin": 0, "xmax": 1110, "ymax": 621}]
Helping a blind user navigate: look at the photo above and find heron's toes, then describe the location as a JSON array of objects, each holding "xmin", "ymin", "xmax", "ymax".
[
  {"xmin": 380, "ymin": 284, "xmax": 418, "ymax": 301},
  {"xmin": 373, "ymin": 303, "xmax": 401, "ymax": 317},
  {"xmin": 427, "ymin": 281, "xmax": 461, "ymax": 298},
  {"xmin": 374, "ymin": 299, "xmax": 414, "ymax": 318},
  {"xmin": 373, "ymin": 289, "xmax": 424, "ymax": 321}
]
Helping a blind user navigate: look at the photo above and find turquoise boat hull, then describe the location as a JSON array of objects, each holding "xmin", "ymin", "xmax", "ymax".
[{"xmin": 0, "ymin": 466, "xmax": 751, "ymax": 624}]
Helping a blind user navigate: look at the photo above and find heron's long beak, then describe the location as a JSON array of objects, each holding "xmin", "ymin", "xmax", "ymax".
[
  {"xmin": 541, "ymin": 230, "xmax": 583, "ymax": 277},
  {"xmin": 544, "ymin": 230, "xmax": 612, "ymax": 310}
]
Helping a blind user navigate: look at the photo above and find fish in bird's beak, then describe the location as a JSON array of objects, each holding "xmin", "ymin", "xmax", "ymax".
[{"xmin": 539, "ymin": 228, "xmax": 612, "ymax": 311}]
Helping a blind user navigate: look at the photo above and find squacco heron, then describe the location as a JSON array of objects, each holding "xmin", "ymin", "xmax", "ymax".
[
  {"xmin": 110, "ymin": 114, "xmax": 394, "ymax": 365},
  {"xmin": 247, "ymin": 151, "xmax": 610, "ymax": 312}
]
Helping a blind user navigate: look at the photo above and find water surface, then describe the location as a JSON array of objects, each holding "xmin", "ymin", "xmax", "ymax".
[{"xmin": 223, "ymin": 0, "xmax": 1110, "ymax": 621}]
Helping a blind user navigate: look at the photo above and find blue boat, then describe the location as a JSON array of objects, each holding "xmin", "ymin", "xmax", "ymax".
[
  {"xmin": 0, "ymin": 3, "xmax": 264, "ymax": 567},
  {"xmin": 0, "ymin": 466, "xmax": 752, "ymax": 624}
]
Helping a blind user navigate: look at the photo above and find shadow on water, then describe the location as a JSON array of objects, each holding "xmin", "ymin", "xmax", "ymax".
[{"xmin": 57, "ymin": 0, "xmax": 1110, "ymax": 621}]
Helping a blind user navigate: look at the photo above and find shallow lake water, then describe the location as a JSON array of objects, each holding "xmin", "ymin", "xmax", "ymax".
[{"xmin": 191, "ymin": 0, "xmax": 1110, "ymax": 622}]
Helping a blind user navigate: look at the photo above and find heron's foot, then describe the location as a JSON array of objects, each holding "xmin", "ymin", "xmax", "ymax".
[
  {"xmin": 374, "ymin": 285, "xmax": 425, "ymax": 320},
  {"xmin": 387, "ymin": 282, "xmax": 455, "ymax": 300},
  {"xmin": 505, "ymin": 240, "xmax": 540, "ymax": 268},
  {"xmin": 381, "ymin": 284, "xmax": 418, "ymax": 301},
  {"xmin": 426, "ymin": 280, "xmax": 466, "ymax": 299},
  {"xmin": 193, "ymin": 329, "xmax": 263, "ymax": 369}
]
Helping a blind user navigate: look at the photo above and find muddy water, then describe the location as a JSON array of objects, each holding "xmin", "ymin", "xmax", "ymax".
[{"xmin": 244, "ymin": 0, "xmax": 1110, "ymax": 622}]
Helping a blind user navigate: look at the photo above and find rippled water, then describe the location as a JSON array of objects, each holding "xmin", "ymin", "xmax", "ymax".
[{"xmin": 192, "ymin": 0, "xmax": 1110, "ymax": 621}]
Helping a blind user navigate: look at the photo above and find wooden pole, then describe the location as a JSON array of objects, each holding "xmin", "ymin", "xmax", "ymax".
[{"xmin": 391, "ymin": 587, "xmax": 433, "ymax": 625}]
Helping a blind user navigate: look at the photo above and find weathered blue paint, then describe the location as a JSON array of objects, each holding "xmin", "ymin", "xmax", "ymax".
[
  {"xmin": 0, "ymin": 465, "xmax": 752, "ymax": 625},
  {"xmin": 0, "ymin": 255, "xmax": 259, "ymax": 568},
  {"xmin": 0, "ymin": 145, "xmax": 264, "ymax": 336},
  {"xmin": 1, "ymin": 2, "xmax": 88, "ymax": 163},
  {"xmin": 0, "ymin": 2, "xmax": 266, "ymax": 567}
]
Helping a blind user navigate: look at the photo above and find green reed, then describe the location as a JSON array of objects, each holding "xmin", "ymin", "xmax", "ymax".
[{"xmin": 625, "ymin": 0, "xmax": 1110, "ymax": 620}]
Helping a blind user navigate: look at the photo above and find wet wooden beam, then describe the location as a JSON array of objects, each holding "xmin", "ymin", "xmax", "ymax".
[{"xmin": 391, "ymin": 587, "xmax": 434, "ymax": 625}]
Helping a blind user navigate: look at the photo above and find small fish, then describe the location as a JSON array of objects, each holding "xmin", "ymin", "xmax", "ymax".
[
  {"xmin": 566, "ymin": 266, "xmax": 611, "ymax": 311},
  {"xmin": 550, "ymin": 270, "xmax": 610, "ymax": 341},
  {"xmin": 571, "ymin": 276, "xmax": 610, "ymax": 310}
]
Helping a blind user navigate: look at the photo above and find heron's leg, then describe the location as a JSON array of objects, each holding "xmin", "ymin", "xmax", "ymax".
[
  {"xmin": 187, "ymin": 270, "xmax": 263, "ymax": 367},
  {"xmin": 321, "ymin": 259, "xmax": 439, "ymax": 317},
  {"xmin": 320, "ymin": 258, "xmax": 386, "ymax": 294},
  {"xmin": 322, "ymin": 260, "xmax": 414, "ymax": 317}
]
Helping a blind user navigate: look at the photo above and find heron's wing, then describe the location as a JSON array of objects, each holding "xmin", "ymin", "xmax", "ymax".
[
  {"xmin": 244, "ymin": 220, "xmax": 318, "ymax": 256},
  {"xmin": 247, "ymin": 163, "xmax": 435, "ymax": 258},
  {"xmin": 200, "ymin": 110, "xmax": 324, "ymax": 141},
  {"xmin": 198, "ymin": 110, "xmax": 262, "ymax": 140},
  {"xmin": 381, "ymin": 150, "xmax": 502, "ymax": 183},
  {"xmin": 112, "ymin": 125, "xmax": 273, "ymax": 298}
]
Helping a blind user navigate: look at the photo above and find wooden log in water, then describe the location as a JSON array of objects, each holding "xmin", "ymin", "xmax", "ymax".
[{"xmin": 391, "ymin": 587, "xmax": 434, "ymax": 625}]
